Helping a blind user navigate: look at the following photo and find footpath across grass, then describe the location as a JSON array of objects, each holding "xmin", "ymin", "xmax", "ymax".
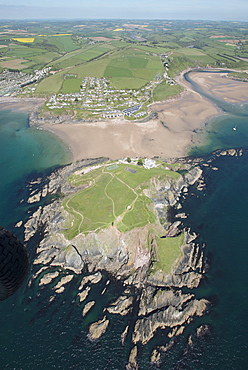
[{"xmin": 62, "ymin": 161, "xmax": 180, "ymax": 239}]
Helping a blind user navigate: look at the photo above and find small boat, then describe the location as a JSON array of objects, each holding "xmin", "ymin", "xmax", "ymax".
[{"xmin": 233, "ymin": 126, "xmax": 237, "ymax": 131}]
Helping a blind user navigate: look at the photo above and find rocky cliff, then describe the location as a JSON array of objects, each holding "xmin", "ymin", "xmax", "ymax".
[{"xmin": 22, "ymin": 156, "xmax": 210, "ymax": 369}]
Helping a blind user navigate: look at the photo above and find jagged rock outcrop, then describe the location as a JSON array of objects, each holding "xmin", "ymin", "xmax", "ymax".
[
  {"xmin": 23, "ymin": 156, "xmax": 211, "ymax": 361},
  {"xmin": 82, "ymin": 301, "xmax": 95, "ymax": 316},
  {"xmin": 132, "ymin": 298, "xmax": 208, "ymax": 345},
  {"xmin": 52, "ymin": 274, "xmax": 74, "ymax": 294},
  {"xmin": 138, "ymin": 288, "xmax": 194, "ymax": 317},
  {"xmin": 106, "ymin": 295, "xmax": 133, "ymax": 316},
  {"xmin": 88, "ymin": 316, "xmax": 110, "ymax": 341},
  {"xmin": 126, "ymin": 346, "xmax": 138, "ymax": 370}
]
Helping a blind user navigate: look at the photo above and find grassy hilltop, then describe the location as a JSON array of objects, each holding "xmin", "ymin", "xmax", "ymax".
[
  {"xmin": 63, "ymin": 160, "xmax": 180, "ymax": 238},
  {"xmin": 60, "ymin": 158, "xmax": 186, "ymax": 275}
]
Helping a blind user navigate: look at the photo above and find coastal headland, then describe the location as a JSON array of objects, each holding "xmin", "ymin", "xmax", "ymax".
[{"xmin": 22, "ymin": 148, "xmax": 245, "ymax": 368}]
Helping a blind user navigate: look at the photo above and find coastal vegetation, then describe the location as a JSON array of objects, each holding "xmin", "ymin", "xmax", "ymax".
[
  {"xmin": 151, "ymin": 233, "xmax": 185, "ymax": 274},
  {"xmin": 153, "ymin": 80, "xmax": 184, "ymax": 101},
  {"xmin": 63, "ymin": 160, "xmax": 180, "ymax": 239}
]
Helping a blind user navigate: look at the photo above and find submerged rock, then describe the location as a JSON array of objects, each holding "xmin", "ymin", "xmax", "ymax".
[
  {"xmin": 150, "ymin": 348, "xmax": 161, "ymax": 366},
  {"xmin": 196, "ymin": 324, "xmax": 211, "ymax": 338},
  {"xmin": 121, "ymin": 325, "xmax": 129, "ymax": 345}
]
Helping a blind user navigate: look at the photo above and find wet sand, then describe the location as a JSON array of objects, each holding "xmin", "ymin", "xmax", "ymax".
[
  {"xmin": 186, "ymin": 71, "xmax": 248, "ymax": 103},
  {"xmin": 47, "ymin": 70, "xmax": 227, "ymax": 160},
  {"xmin": 48, "ymin": 119, "xmax": 195, "ymax": 160},
  {"xmin": 1, "ymin": 70, "xmax": 247, "ymax": 161},
  {"xmin": 0, "ymin": 97, "xmax": 45, "ymax": 112}
]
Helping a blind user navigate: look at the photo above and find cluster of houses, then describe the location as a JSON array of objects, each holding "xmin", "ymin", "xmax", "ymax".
[
  {"xmin": 45, "ymin": 76, "xmax": 153, "ymax": 118},
  {"xmin": 160, "ymin": 54, "xmax": 177, "ymax": 85},
  {"xmin": 0, "ymin": 67, "xmax": 51, "ymax": 96},
  {"xmin": 0, "ymin": 51, "xmax": 177, "ymax": 119}
]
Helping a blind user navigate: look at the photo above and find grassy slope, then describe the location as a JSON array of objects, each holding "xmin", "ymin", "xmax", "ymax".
[
  {"xmin": 63, "ymin": 162, "xmax": 180, "ymax": 239},
  {"xmin": 153, "ymin": 81, "xmax": 184, "ymax": 102},
  {"xmin": 152, "ymin": 233, "xmax": 185, "ymax": 274}
]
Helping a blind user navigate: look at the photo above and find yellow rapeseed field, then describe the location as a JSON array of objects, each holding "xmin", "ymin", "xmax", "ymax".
[{"xmin": 12, "ymin": 38, "xmax": 35, "ymax": 43}]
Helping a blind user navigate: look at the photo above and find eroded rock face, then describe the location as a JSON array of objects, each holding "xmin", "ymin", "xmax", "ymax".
[
  {"xmin": 132, "ymin": 298, "xmax": 208, "ymax": 345},
  {"xmin": 23, "ymin": 157, "xmax": 210, "ymax": 365},
  {"xmin": 126, "ymin": 346, "xmax": 138, "ymax": 370}
]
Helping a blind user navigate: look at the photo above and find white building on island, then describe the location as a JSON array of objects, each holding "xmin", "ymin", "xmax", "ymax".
[{"xmin": 143, "ymin": 158, "xmax": 156, "ymax": 169}]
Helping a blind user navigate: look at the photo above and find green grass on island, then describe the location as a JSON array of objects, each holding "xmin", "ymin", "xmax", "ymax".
[
  {"xmin": 151, "ymin": 233, "xmax": 185, "ymax": 274},
  {"xmin": 62, "ymin": 161, "xmax": 181, "ymax": 239}
]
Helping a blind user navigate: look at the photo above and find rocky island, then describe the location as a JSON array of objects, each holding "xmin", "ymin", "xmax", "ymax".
[{"xmin": 23, "ymin": 154, "xmax": 211, "ymax": 368}]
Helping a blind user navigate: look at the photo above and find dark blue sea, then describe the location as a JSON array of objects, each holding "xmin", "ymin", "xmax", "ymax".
[{"xmin": 0, "ymin": 72, "xmax": 248, "ymax": 369}]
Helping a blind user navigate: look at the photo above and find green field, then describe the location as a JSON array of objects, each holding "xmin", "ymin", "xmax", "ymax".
[
  {"xmin": 45, "ymin": 36, "xmax": 79, "ymax": 53},
  {"xmin": 1, "ymin": 19, "xmax": 247, "ymax": 112},
  {"xmin": 153, "ymin": 81, "xmax": 184, "ymax": 101},
  {"xmin": 60, "ymin": 77, "xmax": 82, "ymax": 93},
  {"xmin": 229, "ymin": 71, "xmax": 248, "ymax": 80},
  {"xmin": 104, "ymin": 66, "xmax": 133, "ymax": 77},
  {"xmin": 36, "ymin": 71, "xmax": 64, "ymax": 94},
  {"xmin": 35, "ymin": 45, "xmax": 165, "ymax": 92},
  {"xmin": 62, "ymin": 162, "xmax": 180, "ymax": 239}
]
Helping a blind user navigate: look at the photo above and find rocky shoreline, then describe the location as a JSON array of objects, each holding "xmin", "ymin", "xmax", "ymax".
[{"xmin": 20, "ymin": 151, "xmax": 241, "ymax": 369}]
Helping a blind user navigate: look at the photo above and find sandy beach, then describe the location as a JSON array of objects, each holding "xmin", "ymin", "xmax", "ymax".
[
  {"xmin": 48, "ymin": 86, "xmax": 220, "ymax": 161},
  {"xmin": 48, "ymin": 118, "xmax": 195, "ymax": 160},
  {"xmin": 1, "ymin": 70, "xmax": 247, "ymax": 161},
  {"xmin": 186, "ymin": 71, "xmax": 248, "ymax": 103},
  {"xmin": 47, "ymin": 70, "xmax": 230, "ymax": 161}
]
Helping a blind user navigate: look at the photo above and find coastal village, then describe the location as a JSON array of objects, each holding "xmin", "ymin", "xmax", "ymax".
[
  {"xmin": 0, "ymin": 54, "xmax": 176, "ymax": 119},
  {"xmin": 0, "ymin": 67, "xmax": 51, "ymax": 96}
]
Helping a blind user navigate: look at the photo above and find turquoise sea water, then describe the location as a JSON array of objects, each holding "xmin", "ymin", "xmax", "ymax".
[
  {"xmin": 0, "ymin": 110, "xmax": 72, "ymax": 228},
  {"xmin": 0, "ymin": 72, "xmax": 248, "ymax": 369}
]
